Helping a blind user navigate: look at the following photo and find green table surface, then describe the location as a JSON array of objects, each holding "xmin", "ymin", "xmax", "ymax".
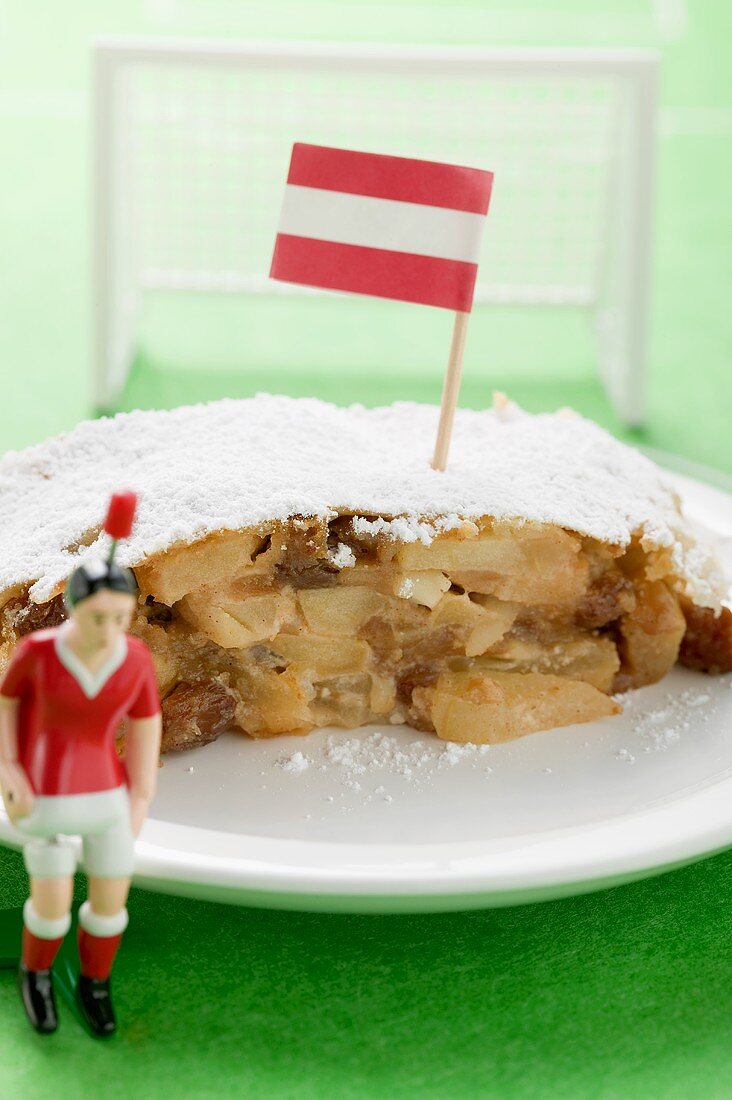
[{"xmin": 1, "ymin": 2, "xmax": 731, "ymax": 1097}]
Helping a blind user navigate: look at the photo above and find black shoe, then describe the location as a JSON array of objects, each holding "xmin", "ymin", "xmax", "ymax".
[
  {"xmin": 76, "ymin": 974, "xmax": 117, "ymax": 1037},
  {"xmin": 17, "ymin": 963, "xmax": 58, "ymax": 1034}
]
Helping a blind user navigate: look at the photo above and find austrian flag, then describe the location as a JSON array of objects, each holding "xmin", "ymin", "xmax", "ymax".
[{"xmin": 270, "ymin": 144, "xmax": 494, "ymax": 312}]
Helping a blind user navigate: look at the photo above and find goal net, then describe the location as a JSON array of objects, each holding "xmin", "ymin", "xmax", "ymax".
[{"xmin": 94, "ymin": 39, "xmax": 657, "ymax": 421}]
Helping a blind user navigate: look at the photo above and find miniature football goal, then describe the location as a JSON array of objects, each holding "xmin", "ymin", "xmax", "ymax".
[{"xmin": 93, "ymin": 37, "xmax": 658, "ymax": 422}]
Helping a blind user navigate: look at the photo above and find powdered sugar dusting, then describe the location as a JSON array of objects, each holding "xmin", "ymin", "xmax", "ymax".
[
  {"xmin": 614, "ymin": 680, "xmax": 726, "ymax": 761},
  {"xmin": 277, "ymin": 732, "xmax": 494, "ymax": 795},
  {"xmin": 351, "ymin": 512, "xmax": 464, "ymax": 546},
  {"xmin": 0, "ymin": 394, "xmax": 725, "ymax": 604},
  {"xmin": 279, "ymin": 751, "xmax": 310, "ymax": 775},
  {"xmin": 327, "ymin": 542, "xmax": 356, "ymax": 569}
]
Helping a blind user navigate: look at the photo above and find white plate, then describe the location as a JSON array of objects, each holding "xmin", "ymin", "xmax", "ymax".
[{"xmin": 2, "ymin": 465, "xmax": 731, "ymax": 912}]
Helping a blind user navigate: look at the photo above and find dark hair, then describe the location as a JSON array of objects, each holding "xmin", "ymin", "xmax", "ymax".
[{"xmin": 64, "ymin": 559, "xmax": 137, "ymax": 609}]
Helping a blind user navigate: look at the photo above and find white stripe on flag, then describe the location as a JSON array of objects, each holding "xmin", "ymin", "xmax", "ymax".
[{"xmin": 278, "ymin": 184, "xmax": 486, "ymax": 264}]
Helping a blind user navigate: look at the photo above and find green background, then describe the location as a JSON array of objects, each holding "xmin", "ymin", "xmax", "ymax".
[{"xmin": 1, "ymin": 1, "xmax": 731, "ymax": 1097}]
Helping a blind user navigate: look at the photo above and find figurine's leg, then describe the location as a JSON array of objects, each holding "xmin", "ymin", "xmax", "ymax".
[
  {"xmin": 78, "ymin": 876, "xmax": 131, "ymax": 981},
  {"xmin": 75, "ymin": 810, "xmax": 135, "ymax": 1037},
  {"xmin": 18, "ymin": 837, "xmax": 76, "ymax": 1034},
  {"xmin": 29, "ymin": 873, "xmax": 74, "ymax": 925},
  {"xmin": 87, "ymin": 875, "xmax": 131, "ymax": 916}
]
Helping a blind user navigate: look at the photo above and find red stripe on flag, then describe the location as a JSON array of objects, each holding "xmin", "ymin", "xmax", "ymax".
[
  {"xmin": 287, "ymin": 144, "xmax": 493, "ymax": 216},
  {"xmin": 270, "ymin": 234, "xmax": 478, "ymax": 312}
]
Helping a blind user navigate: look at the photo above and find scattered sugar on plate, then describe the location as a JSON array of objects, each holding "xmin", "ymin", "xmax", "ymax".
[
  {"xmin": 275, "ymin": 731, "xmax": 495, "ymax": 801},
  {"xmin": 279, "ymin": 750, "xmax": 310, "ymax": 775},
  {"xmin": 611, "ymin": 678, "xmax": 728, "ymax": 761}
]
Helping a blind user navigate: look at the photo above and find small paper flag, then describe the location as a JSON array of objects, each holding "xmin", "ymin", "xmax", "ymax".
[{"xmin": 270, "ymin": 143, "xmax": 494, "ymax": 312}]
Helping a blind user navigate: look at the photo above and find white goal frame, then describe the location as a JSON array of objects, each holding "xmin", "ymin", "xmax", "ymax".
[{"xmin": 93, "ymin": 37, "xmax": 658, "ymax": 422}]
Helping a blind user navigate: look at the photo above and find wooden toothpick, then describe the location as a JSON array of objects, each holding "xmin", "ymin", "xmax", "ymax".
[{"xmin": 431, "ymin": 311, "xmax": 470, "ymax": 472}]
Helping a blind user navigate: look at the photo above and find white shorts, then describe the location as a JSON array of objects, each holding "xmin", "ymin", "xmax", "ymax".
[{"xmin": 16, "ymin": 785, "xmax": 135, "ymax": 879}]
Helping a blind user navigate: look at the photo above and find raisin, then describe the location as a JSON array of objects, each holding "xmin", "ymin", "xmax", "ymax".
[
  {"xmin": 275, "ymin": 559, "xmax": 339, "ymax": 589},
  {"xmin": 1, "ymin": 593, "xmax": 66, "ymax": 642},
  {"xmin": 396, "ymin": 663, "xmax": 441, "ymax": 706},
  {"xmin": 575, "ymin": 573, "xmax": 635, "ymax": 630},
  {"xmin": 679, "ymin": 602, "xmax": 732, "ymax": 674},
  {"xmin": 161, "ymin": 678, "xmax": 238, "ymax": 752},
  {"xmin": 274, "ymin": 519, "xmax": 338, "ymax": 589}
]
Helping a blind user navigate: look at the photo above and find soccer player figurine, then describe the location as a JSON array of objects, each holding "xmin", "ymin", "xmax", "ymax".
[{"xmin": 0, "ymin": 491, "xmax": 161, "ymax": 1037}]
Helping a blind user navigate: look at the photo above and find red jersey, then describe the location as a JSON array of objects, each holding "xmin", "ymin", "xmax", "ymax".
[{"xmin": 0, "ymin": 627, "xmax": 160, "ymax": 796}]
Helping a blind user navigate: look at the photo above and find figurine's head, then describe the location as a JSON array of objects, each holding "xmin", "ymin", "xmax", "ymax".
[
  {"xmin": 64, "ymin": 560, "xmax": 137, "ymax": 648},
  {"xmin": 63, "ymin": 491, "xmax": 140, "ymax": 647}
]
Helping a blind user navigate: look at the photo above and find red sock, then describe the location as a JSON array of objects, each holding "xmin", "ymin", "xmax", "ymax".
[
  {"xmin": 22, "ymin": 927, "xmax": 64, "ymax": 972},
  {"xmin": 77, "ymin": 926, "xmax": 124, "ymax": 980}
]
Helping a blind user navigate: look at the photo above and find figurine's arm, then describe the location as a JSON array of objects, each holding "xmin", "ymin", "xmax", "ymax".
[
  {"xmin": 0, "ymin": 695, "xmax": 35, "ymax": 823},
  {"xmin": 125, "ymin": 713, "xmax": 162, "ymax": 836}
]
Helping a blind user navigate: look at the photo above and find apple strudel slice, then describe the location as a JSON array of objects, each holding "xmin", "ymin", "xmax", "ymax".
[{"xmin": 0, "ymin": 395, "xmax": 729, "ymax": 752}]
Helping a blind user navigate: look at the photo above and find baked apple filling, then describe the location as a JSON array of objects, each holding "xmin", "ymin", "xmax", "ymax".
[
  {"xmin": 0, "ymin": 510, "xmax": 730, "ymax": 752},
  {"xmin": 63, "ymin": 514, "xmax": 726, "ymax": 750}
]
